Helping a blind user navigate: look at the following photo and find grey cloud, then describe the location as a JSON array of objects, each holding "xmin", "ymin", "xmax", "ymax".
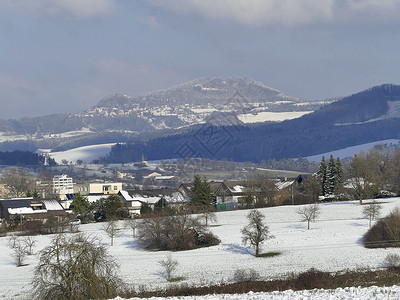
[
  {"xmin": 0, "ymin": 0, "xmax": 115, "ymax": 18},
  {"xmin": 147, "ymin": 0, "xmax": 400, "ymax": 26}
]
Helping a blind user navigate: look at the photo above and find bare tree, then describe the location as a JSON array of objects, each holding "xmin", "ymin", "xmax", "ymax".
[
  {"xmin": 201, "ymin": 207, "xmax": 218, "ymax": 226},
  {"xmin": 347, "ymin": 153, "xmax": 375, "ymax": 204},
  {"xmin": 363, "ymin": 200, "xmax": 382, "ymax": 227},
  {"xmin": 126, "ymin": 219, "xmax": 139, "ymax": 238},
  {"xmin": 8, "ymin": 234, "xmax": 19, "ymax": 248},
  {"xmin": 104, "ymin": 220, "xmax": 119, "ymax": 246},
  {"xmin": 241, "ymin": 210, "xmax": 273, "ymax": 256},
  {"xmin": 12, "ymin": 241, "xmax": 27, "ymax": 267},
  {"xmin": 23, "ymin": 236, "xmax": 36, "ymax": 255},
  {"xmin": 1, "ymin": 168, "xmax": 34, "ymax": 197},
  {"xmin": 158, "ymin": 254, "xmax": 179, "ymax": 281},
  {"xmin": 32, "ymin": 234, "xmax": 121, "ymax": 300},
  {"xmin": 297, "ymin": 203, "xmax": 320, "ymax": 230}
]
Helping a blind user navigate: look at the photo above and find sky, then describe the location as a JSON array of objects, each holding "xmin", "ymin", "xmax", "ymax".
[{"xmin": 1, "ymin": 0, "xmax": 400, "ymax": 119}]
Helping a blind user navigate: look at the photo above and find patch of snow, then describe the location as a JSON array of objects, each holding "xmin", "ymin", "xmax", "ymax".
[
  {"xmin": 238, "ymin": 111, "xmax": 313, "ymax": 123},
  {"xmin": 191, "ymin": 108, "xmax": 217, "ymax": 113},
  {"xmin": 37, "ymin": 143, "xmax": 118, "ymax": 164},
  {"xmin": 306, "ymin": 139, "xmax": 400, "ymax": 162}
]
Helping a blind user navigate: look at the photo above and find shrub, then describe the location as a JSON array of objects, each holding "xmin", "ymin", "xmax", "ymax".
[
  {"xmin": 383, "ymin": 253, "xmax": 400, "ymax": 270},
  {"xmin": 233, "ymin": 269, "xmax": 260, "ymax": 282},
  {"xmin": 137, "ymin": 213, "xmax": 220, "ymax": 251},
  {"xmin": 294, "ymin": 268, "xmax": 330, "ymax": 290},
  {"xmin": 364, "ymin": 208, "xmax": 400, "ymax": 248}
]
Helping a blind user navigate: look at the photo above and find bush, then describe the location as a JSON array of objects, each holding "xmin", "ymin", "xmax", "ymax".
[
  {"xmin": 137, "ymin": 213, "xmax": 220, "ymax": 251},
  {"xmin": 364, "ymin": 208, "xmax": 400, "ymax": 248},
  {"xmin": 233, "ymin": 269, "xmax": 260, "ymax": 282},
  {"xmin": 383, "ymin": 253, "xmax": 400, "ymax": 270},
  {"xmin": 294, "ymin": 268, "xmax": 331, "ymax": 290}
]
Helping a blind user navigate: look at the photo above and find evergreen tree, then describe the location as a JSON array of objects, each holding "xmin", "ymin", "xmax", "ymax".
[
  {"xmin": 191, "ymin": 175, "xmax": 213, "ymax": 206},
  {"xmin": 319, "ymin": 156, "xmax": 327, "ymax": 196},
  {"xmin": 103, "ymin": 195, "xmax": 123, "ymax": 219},
  {"xmin": 335, "ymin": 157, "xmax": 343, "ymax": 191},
  {"xmin": 327, "ymin": 155, "xmax": 336, "ymax": 195},
  {"xmin": 71, "ymin": 193, "xmax": 90, "ymax": 215},
  {"xmin": 202, "ymin": 177, "xmax": 213, "ymax": 206}
]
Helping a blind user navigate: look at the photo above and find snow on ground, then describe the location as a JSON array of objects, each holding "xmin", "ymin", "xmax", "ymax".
[
  {"xmin": 306, "ymin": 139, "xmax": 400, "ymax": 162},
  {"xmin": 237, "ymin": 111, "xmax": 312, "ymax": 123},
  {"xmin": 2, "ymin": 198, "xmax": 400, "ymax": 299},
  {"xmin": 115, "ymin": 286, "xmax": 400, "ymax": 300},
  {"xmin": 37, "ymin": 143, "xmax": 117, "ymax": 164}
]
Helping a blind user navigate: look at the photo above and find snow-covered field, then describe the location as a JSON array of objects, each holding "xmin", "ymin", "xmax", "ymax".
[
  {"xmin": 237, "ymin": 111, "xmax": 312, "ymax": 123},
  {"xmin": 38, "ymin": 143, "xmax": 117, "ymax": 164},
  {"xmin": 306, "ymin": 139, "xmax": 400, "ymax": 162},
  {"xmin": 2, "ymin": 198, "xmax": 400, "ymax": 299}
]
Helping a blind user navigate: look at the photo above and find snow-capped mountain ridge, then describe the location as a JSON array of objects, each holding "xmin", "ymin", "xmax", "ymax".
[{"xmin": 0, "ymin": 77, "xmax": 320, "ymax": 152}]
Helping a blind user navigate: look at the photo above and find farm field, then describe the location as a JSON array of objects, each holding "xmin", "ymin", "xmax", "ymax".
[{"xmin": 2, "ymin": 198, "xmax": 400, "ymax": 299}]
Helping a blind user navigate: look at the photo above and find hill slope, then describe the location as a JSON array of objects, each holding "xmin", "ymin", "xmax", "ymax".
[
  {"xmin": 106, "ymin": 84, "xmax": 400, "ymax": 162},
  {"xmin": 0, "ymin": 77, "xmax": 319, "ymax": 152}
]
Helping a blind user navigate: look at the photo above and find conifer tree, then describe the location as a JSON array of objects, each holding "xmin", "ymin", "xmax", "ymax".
[
  {"xmin": 335, "ymin": 157, "xmax": 343, "ymax": 191},
  {"xmin": 327, "ymin": 155, "xmax": 336, "ymax": 195},
  {"xmin": 319, "ymin": 156, "xmax": 327, "ymax": 196},
  {"xmin": 191, "ymin": 175, "xmax": 213, "ymax": 206}
]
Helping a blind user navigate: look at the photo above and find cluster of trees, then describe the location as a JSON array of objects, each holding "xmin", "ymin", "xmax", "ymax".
[
  {"xmin": 0, "ymin": 168, "xmax": 55, "ymax": 199},
  {"xmin": 319, "ymin": 155, "xmax": 343, "ymax": 196},
  {"xmin": 346, "ymin": 145, "xmax": 400, "ymax": 202},
  {"xmin": 71, "ymin": 194, "xmax": 126, "ymax": 222},
  {"xmin": 0, "ymin": 151, "xmax": 56, "ymax": 166}
]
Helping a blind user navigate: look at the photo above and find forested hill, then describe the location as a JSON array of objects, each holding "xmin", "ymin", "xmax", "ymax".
[
  {"xmin": 0, "ymin": 151, "xmax": 56, "ymax": 166},
  {"xmin": 105, "ymin": 84, "xmax": 400, "ymax": 163}
]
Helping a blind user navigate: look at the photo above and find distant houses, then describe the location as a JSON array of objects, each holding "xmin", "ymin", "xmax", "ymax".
[
  {"xmin": 0, "ymin": 197, "xmax": 65, "ymax": 223},
  {"xmin": 0, "ymin": 169, "xmax": 303, "ymax": 225}
]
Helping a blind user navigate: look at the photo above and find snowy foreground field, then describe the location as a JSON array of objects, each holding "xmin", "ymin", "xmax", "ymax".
[
  {"xmin": 3, "ymin": 198, "xmax": 400, "ymax": 299},
  {"xmin": 115, "ymin": 286, "xmax": 400, "ymax": 300}
]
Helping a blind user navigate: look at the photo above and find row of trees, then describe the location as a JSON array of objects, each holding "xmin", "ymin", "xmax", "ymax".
[
  {"xmin": 319, "ymin": 155, "xmax": 343, "ymax": 196},
  {"xmin": 314, "ymin": 145, "xmax": 400, "ymax": 203}
]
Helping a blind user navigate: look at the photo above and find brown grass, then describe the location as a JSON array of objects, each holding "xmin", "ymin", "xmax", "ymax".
[{"xmin": 119, "ymin": 268, "xmax": 400, "ymax": 298}]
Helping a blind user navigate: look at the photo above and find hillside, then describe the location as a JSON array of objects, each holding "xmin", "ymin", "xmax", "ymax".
[
  {"xmin": 0, "ymin": 78, "xmax": 320, "ymax": 152},
  {"xmin": 106, "ymin": 84, "xmax": 400, "ymax": 162}
]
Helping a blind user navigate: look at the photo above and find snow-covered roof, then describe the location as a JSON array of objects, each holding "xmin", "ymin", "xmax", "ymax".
[
  {"xmin": 228, "ymin": 185, "xmax": 245, "ymax": 193},
  {"xmin": 155, "ymin": 176, "xmax": 176, "ymax": 180},
  {"xmin": 8, "ymin": 207, "xmax": 44, "ymax": 215},
  {"xmin": 275, "ymin": 181, "xmax": 294, "ymax": 190},
  {"xmin": 131, "ymin": 195, "xmax": 160, "ymax": 205},
  {"xmin": 120, "ymin": 190, "xmax": 134, "ymax": 201},
  {"xmin": 87, "ymin": 195, "xmax": 106, "ymax": 203},
  {"xmin": 42, "ymin": 200, "xmax": 64, "ymax": 211}
]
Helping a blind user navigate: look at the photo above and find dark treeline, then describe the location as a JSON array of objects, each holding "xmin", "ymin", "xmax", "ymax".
[
  {"xmin": 105, "ymin": 118, "xmax": 400, "ymax": 163},
  {"xmin": 105, "ymin": 85, "xmax": 400, "ymax": 163},
  {"xmin": 0, "ymin": 150, "xmax": 56, "ymax": 166}
]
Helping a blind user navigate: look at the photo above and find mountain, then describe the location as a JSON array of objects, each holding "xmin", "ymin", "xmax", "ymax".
[
  {"xmin": 105, "ymin": 84, "xmax": 400, "ymax": 163},
  {"xmin": 0, "ymin": 77, "xmax": 321, "ymax": 152}
]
